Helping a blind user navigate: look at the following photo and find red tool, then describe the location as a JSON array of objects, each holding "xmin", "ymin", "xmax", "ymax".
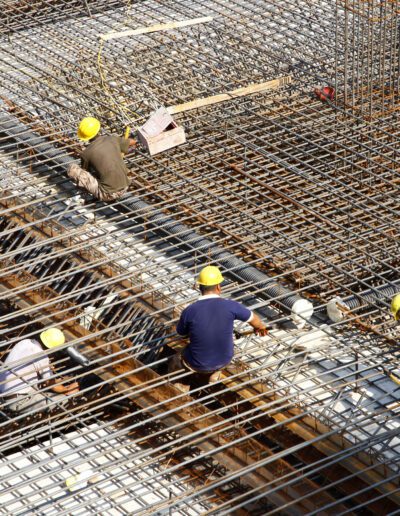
[{"xmin": 314, "ymin": 86, "xmax": 335, "ymax": 102}]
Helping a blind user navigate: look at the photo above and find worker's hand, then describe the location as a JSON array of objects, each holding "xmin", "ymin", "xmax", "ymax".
[
  {"xmin": 234, "ymin": 329, "xmax": 254, "ymax": 339},
  {"xmin": 66, "ymin": 381, "xmax": 80, "ymax": 394},
  {"xmin": 255, "ymin": 326, "xmax": 268, "ymax": 337},
  {"xmin": 175, "ymin": 336, "xmax": 189, "ymax": 350},
  {"xmin": 129, "ymin": 138, "xmax": 137, "ymax": 148}
]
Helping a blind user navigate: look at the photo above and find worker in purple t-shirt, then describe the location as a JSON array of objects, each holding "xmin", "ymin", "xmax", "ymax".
[{"xmin": 172, "ymin": 265, "xmax": 268, "ymax": 387}]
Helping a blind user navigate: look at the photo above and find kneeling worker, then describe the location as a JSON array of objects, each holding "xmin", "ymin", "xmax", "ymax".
[
  {"xmin": 173, "ymin": 265, "xmax": 268, "ymax": 385},
  {"xmin": 0, "ymin": 328, "xmax": 79, "ymax": 414},
  {"xmin": 68, "ymin": 117, "xmax": 137, "ymax": 202}
]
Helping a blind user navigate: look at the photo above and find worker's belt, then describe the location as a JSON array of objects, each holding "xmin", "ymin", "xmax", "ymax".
[{"xmin": 181, "ymin": 357, "xmax": 218, "ymax": 375}]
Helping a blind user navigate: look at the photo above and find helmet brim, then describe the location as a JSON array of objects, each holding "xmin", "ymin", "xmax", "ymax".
[
  {"xmin": 197, "ymin": 277, "xmax": 224, "ymax": 287},
  {"xmin": 77, "ymin": 129, "xmax": 92, "ymax": 141}
]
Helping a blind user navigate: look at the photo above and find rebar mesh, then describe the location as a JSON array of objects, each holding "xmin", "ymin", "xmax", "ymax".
[{"xmin": 0, "ymin": 1, "xmax": 399, "ymax": 514}]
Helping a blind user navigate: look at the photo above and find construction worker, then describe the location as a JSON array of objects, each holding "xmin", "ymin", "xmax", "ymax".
[
  {"xmin": 67, "ymin": 117, "xmax": 137, "ymax": 202},
  {"xmin": 171, "ymin": 265, "xmax": 268, "ymax": 386},
  {"xmin": 391, "ymin": 293, "xmax": 400, "ymax": 321},
  {"xmin": 0, "ymin": 328, "xmax": 79, "ymax": 414}
]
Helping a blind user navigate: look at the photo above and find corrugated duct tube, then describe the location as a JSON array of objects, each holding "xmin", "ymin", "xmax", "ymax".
[
  {"xmin": 0, "ymin": 108, "xmax": 314, "ymax": 325},
  {"xmin": 327, "ymin": 280, "xmax": 400, "ymax": 322}
]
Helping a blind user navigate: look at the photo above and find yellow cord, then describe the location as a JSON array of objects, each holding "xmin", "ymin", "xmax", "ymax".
[
  {"xmin": 97, "ymin": 39, "xmax": 138, "ymax": 125},
  {"xmin": 96, "ymin": 0, "xmax": 139, "ymax": 129},
  {"xmin": 389, "ymin": 373, "xmax": 400, "ymax": 386}
]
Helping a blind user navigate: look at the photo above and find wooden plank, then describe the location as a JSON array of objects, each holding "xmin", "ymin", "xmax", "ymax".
[
  {"xmin": 167, "ymin": 76, "xmax": 292, "ymax": 114},
  {"xmin": 100, "ymin": 17, "xmax": 213, "ymax": 42}
]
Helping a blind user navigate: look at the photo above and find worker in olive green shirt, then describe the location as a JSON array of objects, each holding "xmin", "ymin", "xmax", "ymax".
[{"xmin": 68, "ymin": 117, "xmax": 136, "ymax": 202}]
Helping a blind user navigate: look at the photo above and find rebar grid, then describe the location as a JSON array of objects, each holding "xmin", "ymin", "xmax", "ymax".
[
  {"xmin": 335, "ymin": 0, "xmax": 400, "ymax": 118},
  {"xmin": 0, "ymin": 0, "xmax": 398, "ymax": 306},
  {"xmin": 1, "ymin": 132, "xmax": 399, "ymax": 513},
  {"xmin": 0, "ymin": 0, "xmax": 399, "ymax": 514}
]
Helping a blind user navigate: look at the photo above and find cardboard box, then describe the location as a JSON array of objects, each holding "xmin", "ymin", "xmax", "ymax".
[{"xmin": 138, "ymin": 107, "xmax": 186, "ymax": 156}]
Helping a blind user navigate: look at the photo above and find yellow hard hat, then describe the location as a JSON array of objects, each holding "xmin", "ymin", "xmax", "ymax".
[
  {"xmin": 77, "ymin": 117, "xmax": 101, "ymax": 141},
  {"xmin": 197, "ymin": 265, "xmax": 224, "ymax": 286},
  {"xmin": 391, "ymin": 293, "xmax": 400, "ymax": 321},
  {"xmin": 40, "ymin": 328, "xmax": 65, "ymax": 349}
]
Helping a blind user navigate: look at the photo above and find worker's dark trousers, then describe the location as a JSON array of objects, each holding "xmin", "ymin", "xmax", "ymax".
[{"xmin": 67, "ymin": 164, "xmax": 128, "ymax": 201}]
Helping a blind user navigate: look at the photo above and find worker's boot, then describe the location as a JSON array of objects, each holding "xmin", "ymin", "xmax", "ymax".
[{"xmin": 208, "ymin": 370, "xmax": 221, "ymax": 383}]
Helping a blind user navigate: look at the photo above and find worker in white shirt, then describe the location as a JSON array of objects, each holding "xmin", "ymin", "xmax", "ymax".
[{"xmin": 0, "ymin": 328, "xmax": 79, "ymax": 414}]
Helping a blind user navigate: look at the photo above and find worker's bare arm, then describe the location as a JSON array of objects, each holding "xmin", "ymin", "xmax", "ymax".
[
  {"xmin": 121, "ymin": 138, "xmax": 137, "ymax": 156},
  {"xmin": 175, "ymin": 337, "xmax": 189, "ymax": 350},
  {"xmin": 169, "ymin": 332, "xmax": 189, "ymax": 350},
  {"xmin": 248, "ymin": 312, "xmax": 268, "ymax": 336},
  {"xmin": 47, "ymin": 378, "xmax": 79, "ymax": 395}
]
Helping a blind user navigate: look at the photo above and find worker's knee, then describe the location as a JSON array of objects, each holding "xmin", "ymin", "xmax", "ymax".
[
  {"xmin": 99, "ymin": 187, "xmax": 128, "ymax": 202},
  {"xmin": 6, "ymin": 394, "xmax": 47, "ymax": 414},
  {"xmin": 67, "ymin": 165, "xmax": 101, "ymax": 198}
]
